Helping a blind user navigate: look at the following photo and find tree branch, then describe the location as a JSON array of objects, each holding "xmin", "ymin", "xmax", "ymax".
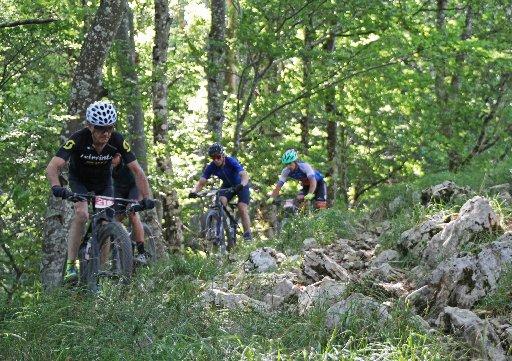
[
  {"xmin": 0, "ymin": 18, "xmax": 58, "ymax": 29},
  {"xmin": 354, "ymin": 161, "xmax": 406, "ymax": 202},
  {"xmin": 241, "ymin": 55, "xmax": 404, "ymax": 138}
]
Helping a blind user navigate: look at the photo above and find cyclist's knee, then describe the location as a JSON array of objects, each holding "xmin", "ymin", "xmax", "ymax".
[
  {"xmin": 314, "ymin": 200, "xmax": 327, "ymax": 209},
  {"xmin": 73, "ymin": 207, "xmax": 89, "ymax": 223},
  {"xmin": 128, "ymin": 212, "xmax": 139, "ymax": 222}
]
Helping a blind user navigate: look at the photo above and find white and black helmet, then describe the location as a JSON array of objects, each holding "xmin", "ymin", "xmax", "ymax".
[{"xmin": 86, "ymin": 101, "xmax": 117, "ymax": 126}]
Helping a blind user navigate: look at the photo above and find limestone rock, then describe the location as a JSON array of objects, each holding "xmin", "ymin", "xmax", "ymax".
[
  {"xmin": 408, "ymin": 234, "xmax": 512, "ymax": 318},
  {"xmin": 421, "ymin": 181, "xmax": 472, "ymax": 205},
  {"xmin": 297, "ymin": 277, "xmax": 347, "ymax": 315},
  {"xmin": 245, "ymin": 247, "xmax": 286, "ymax": 273},
  {"xmin": 439, "ymin": 307, "xmax": 507, "ymax": 361},
  {"xmin": 326, "ymin": 293, "xmax": 391, "ymax": 330},
  {"xmin": 302, "ymin": 249, "xmax": 351, "ymax": 284},
  {"xmin": 422, "ymin": 196, "xmax": 500, "ymax": 268}
]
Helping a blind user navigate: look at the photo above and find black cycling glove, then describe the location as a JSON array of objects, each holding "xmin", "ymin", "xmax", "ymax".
[
  {"xmin": 234, "ymin": 184, "xmax": 244, "ymax": 193},
  {"xmin": 188, "ymin": 192, "xmax": 199, "ymax": 199},
  {"xmin": 139, "ymin": 198, "xmax": 155, "ymax": 210},
  {"xmin": 51, "ymin": 186, "xmax": 72, "ymax": 199}
]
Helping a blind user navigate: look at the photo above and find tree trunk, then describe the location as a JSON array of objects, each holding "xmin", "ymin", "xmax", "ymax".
[
  {"xmin": 300, "ymin": 15, "xmax": 314, "ymax": 154},
  {"xmin": 115, "ymin": 8, "xmax": 147, "ymax": 171},
  {"xmin": 434, "ymin": 0, "xmax": 460, "ymax": 170},
  {"xmin": 67, "ymin": 0, "xmax": 127, "ymax": 136},
  {"xmin": 207, "ymin": 0, "xmax": 227, "ymax": 141},
  {"xmin": 324, "ymin": 28, "xmax": 337, "ymax": 203},
  {"xmin": 41, "ymin": 0, "xmax": 127, "ymax": 291},
  {"xmin": 152, "ymin": 0, "xmax": 184, "ymax": 251},
  {"xmin": 116, "ymin": 7, "xmax": 166, "ymax": 257},
  {"xmin": 225, "ymin": 0, "xmax": 237, "ymax": 93}
]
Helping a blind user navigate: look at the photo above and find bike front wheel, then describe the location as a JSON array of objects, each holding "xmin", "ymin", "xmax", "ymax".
[
  {"xmin": 98, "ymin": 222, "xmax": 133, "ymax": 284},
  {"xmin": 141, "ymin": 222, "xmax": 157, "ymax": 264},
  {"xmin": 204, "ymin": 210, "xmax": 226, "ymax": 255}
]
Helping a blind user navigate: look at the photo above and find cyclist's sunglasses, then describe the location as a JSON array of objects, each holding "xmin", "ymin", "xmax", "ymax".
[
  {"xmin": 94, "ymin": 125, "xmax": 114, "ymax": 133},
  {"xmin": 210, "ymin": 154, "xmax": 222, "ymax": 160}
]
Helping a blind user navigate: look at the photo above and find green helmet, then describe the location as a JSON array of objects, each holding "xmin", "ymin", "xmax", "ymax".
[{"xmin": 281, "ymin": 149, "xmax": 298, "ymax": 164}]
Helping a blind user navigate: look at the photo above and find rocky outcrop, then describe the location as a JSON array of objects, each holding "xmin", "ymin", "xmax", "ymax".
[
  {"xmin": 421, "ymin": 181, "xmax": 472, "ymax": 205},
  {"xmin": 302, "ymin": 249, "xmax": 352, "ymax": 284},
  {"xmin": 422, "ymin": 196, "xmax": 500, "ymax": 268},
  {"xmin": 399, "ymin": 211, "xmax": 449, "ymax": 257},
  {"xmin": 325, "ymin": 293, "xmax": 391, "ymax": 330},
  {"xmin": 439, "ymin": 307, "xmax": 507, "ymax": 361},
  {"xmin": 297, "ymin": 277, "xmax": 347, "ymax": 315},
  {"xmin": 407, "ymin": 233, "xmax": 512, "ymax": 318},
  {"xmin": 244, "ymin": 247, "xmax": 286, "ymax": 273}
]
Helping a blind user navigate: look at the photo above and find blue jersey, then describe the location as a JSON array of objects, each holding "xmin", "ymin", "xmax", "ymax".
[
  {"xmin": 202, "ymin": 156, "xmax": 244, "ymax": 188},
  {"xmin": 277, "ymin": 161, "xmax": 323, "ymax": 187}
]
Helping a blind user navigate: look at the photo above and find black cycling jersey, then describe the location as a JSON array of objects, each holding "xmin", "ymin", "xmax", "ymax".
[{"xmin": 56, "ymin": 128, "xmax": 136, "ymax": 188}]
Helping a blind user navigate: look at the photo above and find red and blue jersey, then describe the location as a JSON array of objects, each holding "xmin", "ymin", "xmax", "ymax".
[{"xmin": 277, "ymin": 161, "xmax": 323, "ymax": 186}]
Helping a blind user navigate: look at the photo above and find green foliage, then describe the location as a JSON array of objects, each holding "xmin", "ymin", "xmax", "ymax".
[
  {"xmin": 0, "ymin": 252, "xmax": 466, "ymax": 361},
  {"xmin": 274, "ymin": 206, "xmax": 361, "ymax": 254},
  {"xmin": 478, "ymin": 266, "xmax": 512, "ymax": 316}
]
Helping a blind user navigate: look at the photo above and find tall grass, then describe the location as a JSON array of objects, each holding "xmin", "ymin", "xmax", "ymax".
[{"xmin": 5, "ymin": 157, "xmax": 512, "ymax": 360}]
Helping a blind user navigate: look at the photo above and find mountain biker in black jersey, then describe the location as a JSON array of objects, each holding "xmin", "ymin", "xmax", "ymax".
[
  {"xmin": 111, "ymin": 154, "xmax": 149, "ymax": 264},
  {"xmin": 266, "ymin": 149, "xmax": 327, "ymax": 209},
  {"xmin": 188, "ymin": 143, "xmax": 253, "ymax": 241},
  {"xmin": 46, "ymin": 100, "xmax": 155, "ymax": 282}
]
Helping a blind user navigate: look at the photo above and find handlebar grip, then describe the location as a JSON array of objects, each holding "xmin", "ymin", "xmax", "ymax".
[
  {"xmin": 127, "ymin": 204, "xmax": 145, "ymax": 213},
  {"xmin": 67, "ymin": 194, "xmax": 87, "ymax": 203}
]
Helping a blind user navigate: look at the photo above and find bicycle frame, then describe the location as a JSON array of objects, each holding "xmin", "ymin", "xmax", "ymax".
[
  {"xmin": 196, "ymin": 188, "xmax": 239, "ymax": 254},
  {"xmin": 68, "ymin": 193, "xmax": 139, "ymax": 292},
  {"xmin": 274, "ymin": 196, "xmax": 314, "ymax": 234}
]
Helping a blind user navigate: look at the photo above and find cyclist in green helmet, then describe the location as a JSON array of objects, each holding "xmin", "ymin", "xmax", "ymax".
[{"xmin": 266, "ymin": 149, "xmax": 327, "ymax": 209}]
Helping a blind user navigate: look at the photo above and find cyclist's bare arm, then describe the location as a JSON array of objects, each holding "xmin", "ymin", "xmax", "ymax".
[
  {"xmin": 46, "ymin": 156, "xmax": 66, "ymax": 187},
  {"xmin": 239, "ymin": 170, "xmax": 249, "ymax": 186},
  {"xmin": 191, "ymin": 177, "xmax": 207, "ymax": 193},
  {"xmin": 270, "ymin": 183, "xmax": 283, "ymax": 198},
  {"xmin": 307, "ymin": 177, "xmax": 317, "ymax": 195},
  {"xmin": 126, "ymin": 160, "xmax": 151, "ymax": 199}
]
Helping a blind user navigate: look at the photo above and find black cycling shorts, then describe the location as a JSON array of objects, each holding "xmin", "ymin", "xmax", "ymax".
[
  {"xmin": 300, "ymin": 179, "xmax": 327, "ymax": 201},
  {"xmin": 219, "ymin": 185, "xmax": 250, "ymax": 205},
  {"xmin": 114, "ymin": 185, "xmax": 139, "ymax": 213},
  {"xmin": 68, "ymin": 178, "xmax": 114, "ymax": 220}
]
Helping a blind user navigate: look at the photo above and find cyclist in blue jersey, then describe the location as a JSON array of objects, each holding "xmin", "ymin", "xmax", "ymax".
[
  {"xmin": 46, "ymin": 101, "xmax": 154, "ymax": 282},
  {"xmin": 266, "ymin": 149, "xmax": 327, "ymax": 209},
  {"xmin": 188, "ymin": 143, "xmax": 253, "ymax": 241}
]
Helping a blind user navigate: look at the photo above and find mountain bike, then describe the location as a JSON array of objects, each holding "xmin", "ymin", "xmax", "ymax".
[
  {"xmin": 193, "ymin": 187, "xmax": 239, "ymax": 255},
  {"xmin": 274, "ymin": 196, "xmax": 316, "ymax": 235},
  {"xmin": 66, "ymin": 193, "xmax": 151, "ymax": 293}
]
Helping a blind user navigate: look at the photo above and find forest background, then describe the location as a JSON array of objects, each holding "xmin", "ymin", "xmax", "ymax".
[{"xmin": 0, "ymin": 0, "xmax": 511, "ymax": 307}]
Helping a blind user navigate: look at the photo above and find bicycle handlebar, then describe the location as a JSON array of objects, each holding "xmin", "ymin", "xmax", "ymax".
[
  {"xmin": 65, "ymin": 193, "xmax": 154, "ymax": 215},
  {"xmin": 192, "ymin": 186, "xmax": 237, "ymax": 198}
]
